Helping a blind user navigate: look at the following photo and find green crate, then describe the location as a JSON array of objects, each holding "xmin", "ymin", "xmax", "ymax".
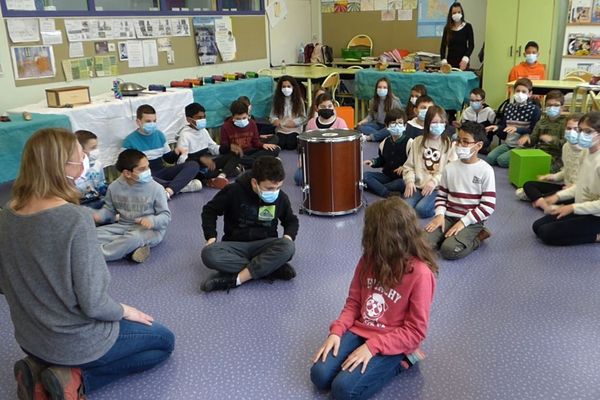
[
  {"xmin": 508, "ymin": 149, "xmax": 551, "ymax": 188},
  {"xmin": 341, "ymin": 48, "xmax": 371, "ymax": 60}
]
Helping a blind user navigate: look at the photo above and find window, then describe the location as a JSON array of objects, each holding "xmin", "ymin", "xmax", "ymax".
[
  {"xmin": 5, "ymin": 0, "xmax": 89, "ymax": 11},
  {"xmin": 93, "ymin": 0, "xmax": 160, "ymax": 11},
  {"xmin": 220, "ymin": 0, "xmax": 261, "ymax": 12},
  {"xmin": 165, "ymin": 0, "xmax": 216, "ymax": 11}
]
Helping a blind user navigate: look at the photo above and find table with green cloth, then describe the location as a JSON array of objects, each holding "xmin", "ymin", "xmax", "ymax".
[
  {"xmin": 192, "ymin": 77, "xmax": 274, "ymax": 128},
  {"xmin": 0, "ymin": 113, "xmax": 72, "ymax": 183},
  {"xmin": 355, "ymin": 70, "xmax": 480, "ymax": 111}
]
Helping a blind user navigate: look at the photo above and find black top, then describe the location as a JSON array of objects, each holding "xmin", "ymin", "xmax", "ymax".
[
  {"xmin": 316, "ymin": 119, "xmax": 335, "ymax": 129},
  {"xmin": 440, "ymin": 22, "xmax": 474, "ymax": 68},
  {"xmin": 201, "ymin": 172, "xmax": 299, "ymax": 242},
  {"xmin": 372, "ymin": 130, "xmax": 421, "ymax": 178}
]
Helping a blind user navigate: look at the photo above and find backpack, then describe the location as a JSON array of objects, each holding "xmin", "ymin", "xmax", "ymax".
[
  {"xmin": 322, "ymin": 45, "xmax": 333, "ymax": 63},
  {"xmin": 304, "ymin": 43, "xmax": 315, "ymax": 63},
  {"xmin": 311, "ymin": 43, "xmax": 324, "ymax": 63}
]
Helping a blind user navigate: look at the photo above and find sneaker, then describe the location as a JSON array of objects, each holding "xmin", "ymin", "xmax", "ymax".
[
  {"xmin": 200, "ymin": 273, "xmax": 237, "ymax": 293},
  {"xmin": 234, "ymin": 164, "xmax": 245, "ymax": 176},
  {"xmin": 130, "ymin": 246, "xmax": 150, "ymax": 263},
  {"xmin": 476, "ymin": 228, "xmax": 492, "ymax": 242},
  {"xmin": 14, "ymin": 357, "xmax": 49, "ymax": 400},
  {"xmin": 400, "ymin": 349, "xmax": 426, "ymax": 369},
  {"xmin": 515, "ymin": 188, "xmax": 528, "ymax": 201},
  {"xmin": 206, "ymin": 177, "xmax": 229, "ymax": 189},
  {"xmin": 41, "ymin": 367, "xmax": 84, "ymax": 400},
  {"xmin": 180, "ymin": 179, "xmax": 203, "ymax": 193},
  {"xmin": 265, "ymin": 263, "xmax": 297, "ymax": 282}
]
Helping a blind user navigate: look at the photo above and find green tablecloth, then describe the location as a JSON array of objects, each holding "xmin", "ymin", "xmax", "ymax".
[
  {"xmin": 0, "ymin": 113, "xmax": 72, "ymax": 183},
  {"xmin": 355, "ymin": 70, "xmax": 480, "ymax": 111},
  {"xmin": 192, "ymin": 77, "xmax": 274, "ymax": 128}
]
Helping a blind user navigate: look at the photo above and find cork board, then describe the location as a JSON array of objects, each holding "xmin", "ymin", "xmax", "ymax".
[
  {"xmin": 322, "ymin": 10, "xmax": 442, "ymax": 58},
  {"xmin": 6, "ymin": 15, "xmax": 267, "ymax": 87}
]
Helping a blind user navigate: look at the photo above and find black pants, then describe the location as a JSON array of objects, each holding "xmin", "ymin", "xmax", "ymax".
[
  {"xmin": 533, "ymin": 213, "xmax": 600, "ymax": 246},
  {"xmin": 523, "ymin": 181, "xmax": 563, "ymax": 202},
  {"xmin": 241, "ymin": 148, "xmax": 280, "ymax": 168},
  {"xmin": 152, "ymin": 161, "xmax": 199, "ymax": 194},
  {"xmin": 277, "ymin": 132, "xmax": 299, "ymax": 151},
  {"xmin": 192, "ymin": 153, "xmax": 241, "ymax": 179}
]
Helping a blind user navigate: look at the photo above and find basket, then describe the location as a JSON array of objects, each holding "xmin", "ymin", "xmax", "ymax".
[{"xmin": 341, "ymin": 48, "xmax": 371, "ymax": 61}]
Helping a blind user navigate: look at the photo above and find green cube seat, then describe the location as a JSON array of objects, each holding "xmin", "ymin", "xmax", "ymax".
[{"xmin": 508, "ymin": 149, "xmax": 551, "ymax": 188}]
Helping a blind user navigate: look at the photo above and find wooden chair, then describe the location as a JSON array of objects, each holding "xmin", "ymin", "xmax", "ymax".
[
  {"xmin": 311, "ymin": 63, "xmax": 328, "ymax": 68},
  {"xmin": 347, "ymin": 34, "xmax": 373, "ymax": 55},
  {"xmin": 321, "ymin": 72, "xmax": 340, "ymax": 104},
  {"xmin": 563, "ymin": 70, "xmax": 594, "ymax": 112}
]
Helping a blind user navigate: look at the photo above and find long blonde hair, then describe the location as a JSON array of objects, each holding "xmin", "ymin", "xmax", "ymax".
[
  {"xmin": 361, "ymin": 197, "xmax": 438, "ymax": 290},
  {"xmin": 11, "ymin": 128, "xmax": 81, "ymax": 210}
]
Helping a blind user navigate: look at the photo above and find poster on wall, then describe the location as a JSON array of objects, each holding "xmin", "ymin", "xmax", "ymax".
[
  {"xmin": 6, "ymin": 0, "xmax": 36, "ymax": 10},
  {"xmin": 266, "ymin": 0, "xmax": 288, "ymax": 28},
  {"xmin": 62, "ymin": 57, "xmax": 93, "ymax": 81},
  {"xmin": 215, "ymin": 17, "xmax": 236, "ymax": 62},
  {"xmin": 192, "ymin": 17, "xmax": 219, "ymax": 65},
  {"xmin": 6, "ymin": 19, "xmax": 40, "ymax": 43},
  {"xmin": 416, "ymin": 0, "xmax": 453, "ymax": 37},
  {"xmin": 11, "ymin": 45, "xmax": 56, "ymax": 80},
  {"xmin": 171, "ymin": 18, "xmax": 191, "ymax": 36}
]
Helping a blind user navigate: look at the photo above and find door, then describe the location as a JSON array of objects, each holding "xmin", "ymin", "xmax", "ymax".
[
  {"xmin": 515, "ymin": 0, "xmax": 556, "ymax": 76},
  {"xmin": 483, "ymin": 0, "xmax": 519, "ymax": 108},
  {"xmin": 268, "ymin": 0, "xmax": 313, "ymax": 66}
]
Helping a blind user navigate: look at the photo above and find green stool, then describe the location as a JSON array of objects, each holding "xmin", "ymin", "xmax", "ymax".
[{"xmin": 508, "ymin": 149, "xmax": 551, "ymax": 188}]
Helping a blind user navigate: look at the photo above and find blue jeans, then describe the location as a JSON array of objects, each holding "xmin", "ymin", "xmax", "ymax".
[
  {"xmin": 404, "ymin": 191, "xmax": 436, "ymax": 218},
  {"xmin": 294, "ymin": 167, "xmax": 303, "ymax": 186},
  {"xmin": 78, "ymin": 320, "xmax": 175, "ymax": 393},
  {"xmin": 486, "ymin": 144, "xmax": 512, "ymax": 168},
  {"xmin": 363, "ymin": 172, "xmax": 405, "ymax": 198},
  {"xmin": 358, "ymin": 122, "xmax": 389, "ymax": 142},
  {"xmin": 310, "ymin": 332, "xmax": 404, "ymax": 400}
]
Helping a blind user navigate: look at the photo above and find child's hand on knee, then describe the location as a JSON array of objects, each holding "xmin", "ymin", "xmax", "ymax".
[
  {"xmin": 136, "ymin": 217, "xmax": 154, "ymax": 230},
  {"xmin": 313, "ymin": 334, "xmax": 340, "ymax": 363},
  {"xmin": 425, "ymin": 215, "xmax": 445, "ymax": 233},
  {"xmin": 445, "ymin": 220, "xmax": 465, "ymax": 237}
]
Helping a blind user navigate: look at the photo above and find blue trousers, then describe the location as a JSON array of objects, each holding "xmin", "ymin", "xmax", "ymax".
[
  {"xmin": 363, "ymin": 172, "xmax": 405, "ymax": 198},
  {"xmin": 310, "ymin": 332, "xmax": 404, "ymax": 400},
  {"xmin": 358, "ymin": 122, "xmax": 389, "ymax": 142},
  {"xmin": 403, "ymin": 191, "xmax": 437, "ymax": 218},
  {"xmin": 78, "ymin": 320, "xmax": 175, "ymax": 393}
]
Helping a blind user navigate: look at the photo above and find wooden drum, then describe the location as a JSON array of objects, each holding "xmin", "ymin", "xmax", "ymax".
[{"xmin": 298, "ymin": 129, "xmax": 364, "ymax": 216}]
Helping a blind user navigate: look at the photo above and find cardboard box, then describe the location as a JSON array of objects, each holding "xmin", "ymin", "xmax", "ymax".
[{"xmin": 45, "ymin": 86, "xmax": 91, "ymax": 108}]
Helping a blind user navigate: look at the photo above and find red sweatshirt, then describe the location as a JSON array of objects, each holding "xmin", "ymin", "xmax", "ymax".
[
  {"xmin": 329, "ymin": 257, "xmax": 436, "ymax": 356},
  {"xmin": 219, "ymin": 119, "xmax": 263, "ymax": 152}
]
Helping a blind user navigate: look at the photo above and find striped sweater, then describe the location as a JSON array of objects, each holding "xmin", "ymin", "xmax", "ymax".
[{"xmin": 434, "ymin": 159, "xmax": 496, "ymax": 226}]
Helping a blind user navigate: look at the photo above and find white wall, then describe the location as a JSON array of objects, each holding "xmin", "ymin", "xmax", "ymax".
[{"xmin": 460, "ymin": 0, "xmax": 487, "ymax": 69}]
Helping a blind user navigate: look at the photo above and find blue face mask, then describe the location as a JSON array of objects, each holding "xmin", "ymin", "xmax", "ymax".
[
  {"xmin": 418, "ymin": 109, "xmax": 427, "ymax": 120},
  {"xmin": 470, "ymin": 101, "xmax": 482, "ymax": 111},
  {"xmin": 142, "ymin": 122, "xmax": 157, "ymax": 134},
  {"xmin": 376, "ymin": 88, "xmax": 388, "ymax": 98},
  {"xmin": 194, "ymin": 118, "xmax": 207, "ymax": 130},
  {"xmin": 234, "ymin": 118, "xmax": 249, "ymax": 128},
  {"xmin": 564, "ymin": 129, "xmax": 579, "ymax": 145},
  {"xmin": 259, "ymin": 189, "xmax": 280, "ymax": 203},
  {"xmin": 136, "ymin": 169, "xmax": 152, "ymax": 183},
  {"xmin": 430, "ymin": 123, "xmax": 446, "ymax": 137},
  {"xmin": 546, "ymin": 106, "xmax": 561, "ymax": 118},
  {"xmin": 388, "ymin": 123, "xmax": 405, "ymax": 137},
  {"xmin": 525, "ymin": 53, "xmax": 538, "ymax": 64},
  {"xmin": 578, "ymin": 132, "xmax": 596, "ymax": 149}
]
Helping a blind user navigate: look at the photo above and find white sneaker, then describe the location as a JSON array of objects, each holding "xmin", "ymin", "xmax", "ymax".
[
  {"xmin": 180, "ymin": 179, "xmax": 202, "ymax": 193},
  {"xmin": 515, "ymin": 188, "xmax": 528, "ymax": 201}
]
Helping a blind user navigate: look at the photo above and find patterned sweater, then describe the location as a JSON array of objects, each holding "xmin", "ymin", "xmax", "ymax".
[
  {"xmin": 434, "ymin": 159, "xmax": 496, "ymax": 226},
  {"xmin": 403, "ymin": 136, "xmax": 457, "ymax": 188},
  {"xmin": 498, "ymin": 101, "xmax": 541, "ymax": 148}
]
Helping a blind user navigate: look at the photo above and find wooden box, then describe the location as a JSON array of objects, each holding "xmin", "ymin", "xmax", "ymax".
[{"xmin": 45, "ymin": 86, "xmax": 91, "ymax": 108}]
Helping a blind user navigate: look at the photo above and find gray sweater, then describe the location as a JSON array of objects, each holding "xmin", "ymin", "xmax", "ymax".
[{"xmin": 0, "ymin": 203, "xmax": 123, "ymax": 365}]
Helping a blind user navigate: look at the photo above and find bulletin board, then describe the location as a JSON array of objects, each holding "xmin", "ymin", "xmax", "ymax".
[
  {"xmin": 322, "ymin": 10, "xmax": 442, "ymax": 58},
  {"xmin": 5, "ymin": 15, "xmax": 267, "ymax": 87}
]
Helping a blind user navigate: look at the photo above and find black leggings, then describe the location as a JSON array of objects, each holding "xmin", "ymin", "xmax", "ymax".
[
  {"xmin": 523, "ymin": 181, "xmax": 563, "ymax": 202},
  {"xmin": 277, "ymin": 132, "xmax": 299, "ymax": 151},
  {"xmin": 241, "ymin": 148, "xmax": 280, "ymax": 168},
  {"xmin": 533, "ymin": 213, "xmax": 600, "ymax": 246},
  {"xmin": 192, "ymin": 153, "xmax": 241, "ymax": 179}
]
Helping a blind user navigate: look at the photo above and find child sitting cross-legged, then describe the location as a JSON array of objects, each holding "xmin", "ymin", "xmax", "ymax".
[
  {"xmin": 425, "ymin": 121, "xmax": 496, "ymax": 260},
  {"xmin": 94, "ymin": 149, "xmax": 171, "ymax": 263},
  {"xmin": 74, "ymin": 130, "xmax": 107, "ymax": 209}
]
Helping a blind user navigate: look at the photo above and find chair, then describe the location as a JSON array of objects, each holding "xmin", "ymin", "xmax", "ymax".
[
  {"xmin": 347, "ymin": 35, "xmax": 373, "ymax": 53},
  {"xmin": 563, "ymin": 70, "xmax": 593, "ymax": 83},
  {"xmin": 311, "ymin": 63, "xmax": 328, "ymax": 68},
  {"xmin": 321, "ymin": 72, "xmax": 340, "ymax": 104},
  {"xmin": 335, "ymin": 106, "xmax": 355, "ymax": 129}
]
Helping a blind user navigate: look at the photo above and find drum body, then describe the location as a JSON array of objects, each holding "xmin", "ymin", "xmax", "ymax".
[{"xmin": 298, "ymin": 129, "xmax": 363, "ymax": 216}]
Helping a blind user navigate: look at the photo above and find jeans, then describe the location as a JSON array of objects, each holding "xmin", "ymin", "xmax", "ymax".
[
  {"xmin": 427, "ymin": 216, "xmax": 484, "ymax": 260},
  {"xmin": 363, "ymin": 172, "xmax": 405, "ymax": 198},
  {"xmin": 201, "ymin": 237, "xmax": 295, "ymax": 279},
  {"xmin": 294, "ymin": 168, "xmax": 303, "ymax": 186},
  {"xmin": 310, "ymin": 332, "xmax": 404, "ymax": 400},
  {"xmin": 486, "ymin": 144, "xmax": 512, "ymax": 168},
  {"xmin": 152, "ymin": 161, "xmax": 200, "ymax": 194},
  {"xmin": 96, "ymin": 223, "xmax": 166, "ymax": 261},
  {"xmin": 532, "ymin": 213, "xmax": 600, "ymax": 246},
  {"xmin": 358, "ymin": 122, "xmax": 389, "ymax": 142},
  {"xmin": 403, "ymin": 191, "xmax": 437, "ymax": 218}
]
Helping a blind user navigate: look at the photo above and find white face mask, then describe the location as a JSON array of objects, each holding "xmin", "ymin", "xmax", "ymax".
[
  {"xmin": 452, "ymin": 13, "xmax": 462, "ymax": 22},
  {"xmin": 88, "ymin": 149, "xmax": 100, "ymax": 162},
  {"xmin": 410, "ymin": 96, "xmax": 418, "ymax": 105},
  {"xmin": 455, "ymin": 145, "xmax": 473, "ymax": 160},
  {"xmin": 282, "ymin": 87, "xmax": 293, "ymax": 97},
  {"xmin": 514, "ymin": 92, "xmax": 528, "ymax": 104}
]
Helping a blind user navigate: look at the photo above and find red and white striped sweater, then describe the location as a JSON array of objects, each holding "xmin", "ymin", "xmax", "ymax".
[{"xmin": 434, "ymin": 159, "xmax": 496, "ymax": 226}]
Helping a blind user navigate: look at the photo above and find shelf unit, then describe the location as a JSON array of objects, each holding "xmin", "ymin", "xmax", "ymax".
[{"xmin": 560, "ymin": 19, "xmax": 600, "ymax": 77}]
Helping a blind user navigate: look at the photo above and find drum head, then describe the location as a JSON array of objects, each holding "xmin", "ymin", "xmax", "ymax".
[{"xmin": 299, "ymin": 129, "xmax": 361, "ymax": 142}]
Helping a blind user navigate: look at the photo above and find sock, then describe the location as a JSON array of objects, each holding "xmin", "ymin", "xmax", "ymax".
[{"xmin": 236, "ymin": 275, "xmax": 242, "ymax": 286}]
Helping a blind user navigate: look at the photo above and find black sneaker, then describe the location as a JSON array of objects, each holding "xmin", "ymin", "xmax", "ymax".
[
  {"xmin": 265, "ymin": 263, "xmax": 297, "ymax": 282},
  {"xmin": 201, "ymin": 273, "xmax": 237, "ymax": 293}
]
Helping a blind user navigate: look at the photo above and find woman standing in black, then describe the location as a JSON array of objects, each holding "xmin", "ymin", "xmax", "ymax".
[{"xmin": 439, "ymin": 2, "xmax": 474, "ymax": 70}]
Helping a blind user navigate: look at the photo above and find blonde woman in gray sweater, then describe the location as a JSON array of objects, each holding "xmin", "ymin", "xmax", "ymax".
[{"xmin": 0, "ymin": 129, "xmax": 174, "ymax": 400}]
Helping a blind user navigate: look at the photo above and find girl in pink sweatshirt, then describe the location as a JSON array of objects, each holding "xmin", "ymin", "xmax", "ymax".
[
  {"xmin": 305, "ymin": 93, "xmax": 349, "ymax": 131},
  {"xmin": 310, "ymin": 197, "xmax": 437, "ymax": 399}
]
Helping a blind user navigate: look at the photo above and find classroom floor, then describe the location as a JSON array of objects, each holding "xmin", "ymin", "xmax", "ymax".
[{"xmin": 0, "ymin": 142, "xmax": 599, "ymax": 400}]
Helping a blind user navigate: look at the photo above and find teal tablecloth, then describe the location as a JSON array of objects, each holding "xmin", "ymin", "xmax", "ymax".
[
  {"xmin": 0, "ymin": 113, "xmax": 72, "ymax": 183},
  {"xmin": 355, "ymin": 70, "xmax": 479, "ymax": 111},
  {"xmin": 192, "ymin": 77, "xmax": 274, "ymax": 128}
]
